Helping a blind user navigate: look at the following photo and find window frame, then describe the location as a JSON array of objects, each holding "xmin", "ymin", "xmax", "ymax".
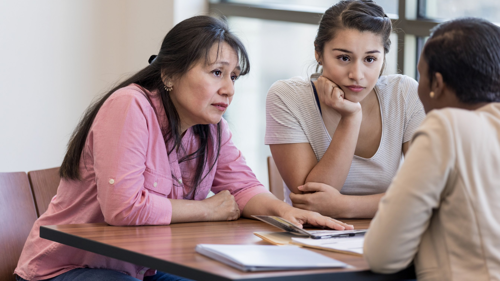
[{"xmin": 208, "ymin": 0, "xmax": 441, "ymax": 78}]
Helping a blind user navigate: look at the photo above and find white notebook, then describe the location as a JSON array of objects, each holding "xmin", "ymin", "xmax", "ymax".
[{"xmin": 195, "ymin": 244, "xmax": 348, "ymax": 272}]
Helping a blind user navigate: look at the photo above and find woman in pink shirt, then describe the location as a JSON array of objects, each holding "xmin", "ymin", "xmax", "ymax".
[{"xmin": 14, "ymin": 16, "xmax": 352, "ymax": 281}]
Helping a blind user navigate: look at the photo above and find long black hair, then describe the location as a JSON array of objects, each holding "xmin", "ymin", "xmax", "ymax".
[{"xmin": 60, "ymin": 16, "xmax": 250, "ymax": 196}]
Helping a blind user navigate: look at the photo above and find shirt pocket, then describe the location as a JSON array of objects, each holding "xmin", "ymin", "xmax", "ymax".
[{"xmin": 143, "ymin": 168, "xmax": 172, "ymax": 197}]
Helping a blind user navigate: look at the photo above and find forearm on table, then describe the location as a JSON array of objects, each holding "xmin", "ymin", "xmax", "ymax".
[
  {"xmin": 305, "ymin": 115, "xmax": 361, "ymax": 189},
  {"xmin": 241, "ymin": 193, "xmax": 291, "ymax": 218},
  {"xmin": 169, "ymin": 199, "xmax": 208, "ymax": 223},
  {"xmin": 339, "ymin": 193, "xmax": 385, "ymax": 219}
]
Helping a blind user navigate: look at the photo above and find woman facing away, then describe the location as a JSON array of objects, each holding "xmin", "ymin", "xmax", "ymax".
[
  {"xmin": 14, "ymin": 16, "xmax": 352, "ymax": 281},
  {"xmin": 364, "ymin": 17, "xmax": 500, "ymax": 280},
  {"xmin": 265, "ymin": 0, "xmax": 425, "ymax": 218}
]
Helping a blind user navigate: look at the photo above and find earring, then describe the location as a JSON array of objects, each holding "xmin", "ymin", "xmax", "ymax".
[
  {"xmin": 164, "ymin": 83, "xmax": 173, "ymax": 92},
  {"xmin": 430, "ymin": 91, "xmax": 435, "ymax": 98},
  {"xmin": 318, "ymin": 61, "xmax": 322, "ymax": 65}
]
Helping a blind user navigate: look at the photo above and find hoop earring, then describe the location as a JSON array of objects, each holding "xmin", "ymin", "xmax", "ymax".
[{"xmin": 430, "ymin": 91, "xmax": 435, "ymax": 98}]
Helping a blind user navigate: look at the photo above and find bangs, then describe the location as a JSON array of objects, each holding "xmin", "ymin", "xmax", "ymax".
[{"xmin": 201, "ymin": 32, "xmax": 250, "ymax": 76}]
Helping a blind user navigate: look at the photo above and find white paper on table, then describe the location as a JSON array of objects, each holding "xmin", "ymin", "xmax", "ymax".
[{"xmin": 291, "ymin": 236, "xmax": 365, "ymax": 255}]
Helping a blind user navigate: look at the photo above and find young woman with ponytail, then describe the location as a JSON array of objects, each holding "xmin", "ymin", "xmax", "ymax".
[{"xmin": 266, "ymin": 0, "xmax": 425, "ymax": 218}]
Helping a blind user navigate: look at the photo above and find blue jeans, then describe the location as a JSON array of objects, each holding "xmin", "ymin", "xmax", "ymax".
[{"xmin": 16, "ymin": 268, "xmax": 193, "ymax": 281}]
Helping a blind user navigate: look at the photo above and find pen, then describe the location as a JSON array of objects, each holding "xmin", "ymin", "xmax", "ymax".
[{"xmin": 312, "ymin": 233, "xmax": 356, "ymax": 239}]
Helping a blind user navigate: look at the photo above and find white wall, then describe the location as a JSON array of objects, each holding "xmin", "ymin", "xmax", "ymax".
[{"xmin": 0, "ymin": 0, "xmax": 207, "ymax": 172}]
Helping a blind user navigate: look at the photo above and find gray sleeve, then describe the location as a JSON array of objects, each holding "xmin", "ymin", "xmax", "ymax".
[
  {"xmin": 363, "ymin": 112, "xmax": 455, "ymax": 273},
  {"xmin": 402, "ymin": 77, "xmax": 426, "ymax": 143},
  {"xmin": 265, "ymin": 81, "xmax": 309, "ymax": 145}
]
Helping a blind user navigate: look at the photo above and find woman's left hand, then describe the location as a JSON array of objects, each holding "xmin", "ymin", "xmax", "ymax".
[
  {"xmin": 289, "ymin": 182, "xmax": 347, "ymax": 218},
  {"xmin": 243, "ymin": 192, "xmax": 352, "ymax": 230}
]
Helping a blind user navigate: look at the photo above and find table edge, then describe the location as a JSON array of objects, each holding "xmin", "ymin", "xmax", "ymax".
[{"xmin": 39, "ymin": 224, "xmax": 415, "ymax": 281}]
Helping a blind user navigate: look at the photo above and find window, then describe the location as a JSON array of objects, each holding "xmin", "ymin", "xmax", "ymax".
[
  {"xmin": 418, "ymin": 0, "xmax": 500, "ymax": 23},
  {"xmin": 220, "ymin": 0, "xmax": 398, "ymax": 15},
  {"xmin": 224, "ymin": 18, "xmax": 319, "ymax": 187}
]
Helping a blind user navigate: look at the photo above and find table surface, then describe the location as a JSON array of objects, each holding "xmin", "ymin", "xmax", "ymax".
[{"xmin": 40, "ymin": 218, "xmax": 415, "ymax": 281}]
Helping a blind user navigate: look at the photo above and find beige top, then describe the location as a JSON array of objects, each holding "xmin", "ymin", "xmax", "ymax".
[
  {"xmin": 265, "ymin": 74, "xmax": 424, "ymax": 201},
  {"xmin": 364, "ymin": 103, "xmax": 500, "ymax": 281}
]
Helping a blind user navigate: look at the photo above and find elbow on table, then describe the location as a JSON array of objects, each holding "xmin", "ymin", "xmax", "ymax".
[
  {"xmin": 102, "ymin": 206, "xmax": 154, "ymax": 226},
  {"xmin": 103, "ymin": 212, "xmax": 136, "ymax": 226}
]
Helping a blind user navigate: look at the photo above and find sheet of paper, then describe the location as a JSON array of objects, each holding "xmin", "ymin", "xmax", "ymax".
[{"xmin": 291, "ymin": 236, "xmax": 365, "ymax": 255}]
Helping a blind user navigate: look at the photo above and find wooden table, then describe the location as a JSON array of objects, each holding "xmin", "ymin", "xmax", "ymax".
[{"xmin": 40, "ymin": 219, "xmax": 415, "ymax": 281}]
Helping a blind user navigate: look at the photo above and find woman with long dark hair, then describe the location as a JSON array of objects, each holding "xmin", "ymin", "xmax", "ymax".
[
  {"xmin": 15, "ymin": 16, "xmax": 352, "ymax": 281},
  {"xmin": 364, "ymin": 17, "xmax": 500, "ymax": 280}
]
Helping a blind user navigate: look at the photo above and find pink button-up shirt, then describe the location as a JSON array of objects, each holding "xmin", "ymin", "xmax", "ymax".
[{"xmin": 15, "ymin": 84, "xmax": 268, "ymax": 280}]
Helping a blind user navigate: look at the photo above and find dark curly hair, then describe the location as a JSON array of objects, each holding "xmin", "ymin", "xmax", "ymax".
[{"xmin": 423, "ymin": 17, "xmax": 500, "ymax": 104}]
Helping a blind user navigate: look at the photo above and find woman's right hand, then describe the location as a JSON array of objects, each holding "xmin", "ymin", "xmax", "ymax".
[
  {"xmin": 202, "ymin": 190, "xmax": 240, "ymax": 221},
  {"xmin": 315, "ymin": 76, "xmax": 361, "ymax": 117},
  {"xmin": 280, "ymin": 205, "xmax": 354, "ymax": 231}
]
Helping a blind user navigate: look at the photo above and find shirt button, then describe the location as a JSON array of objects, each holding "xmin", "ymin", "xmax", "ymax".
[
  {"xmin": 153, "ymin": 182, "xmax": 158, "ymax": 187},
  {"xmin": 178, "ymin": 178, "xmax": 183, "ymax": 184},
  {"xmin": 109, "ymin": 179, "xmax": 115, "ymax": 184}
]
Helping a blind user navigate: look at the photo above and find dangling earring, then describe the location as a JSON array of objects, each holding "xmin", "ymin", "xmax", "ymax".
[
  {"xmin": 164, "ymin": 83, "xmax": 173, "ymax": 92},
  {"xmin": 430, "ymin": 91, "xmax": 435, "ymax": 98}
]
